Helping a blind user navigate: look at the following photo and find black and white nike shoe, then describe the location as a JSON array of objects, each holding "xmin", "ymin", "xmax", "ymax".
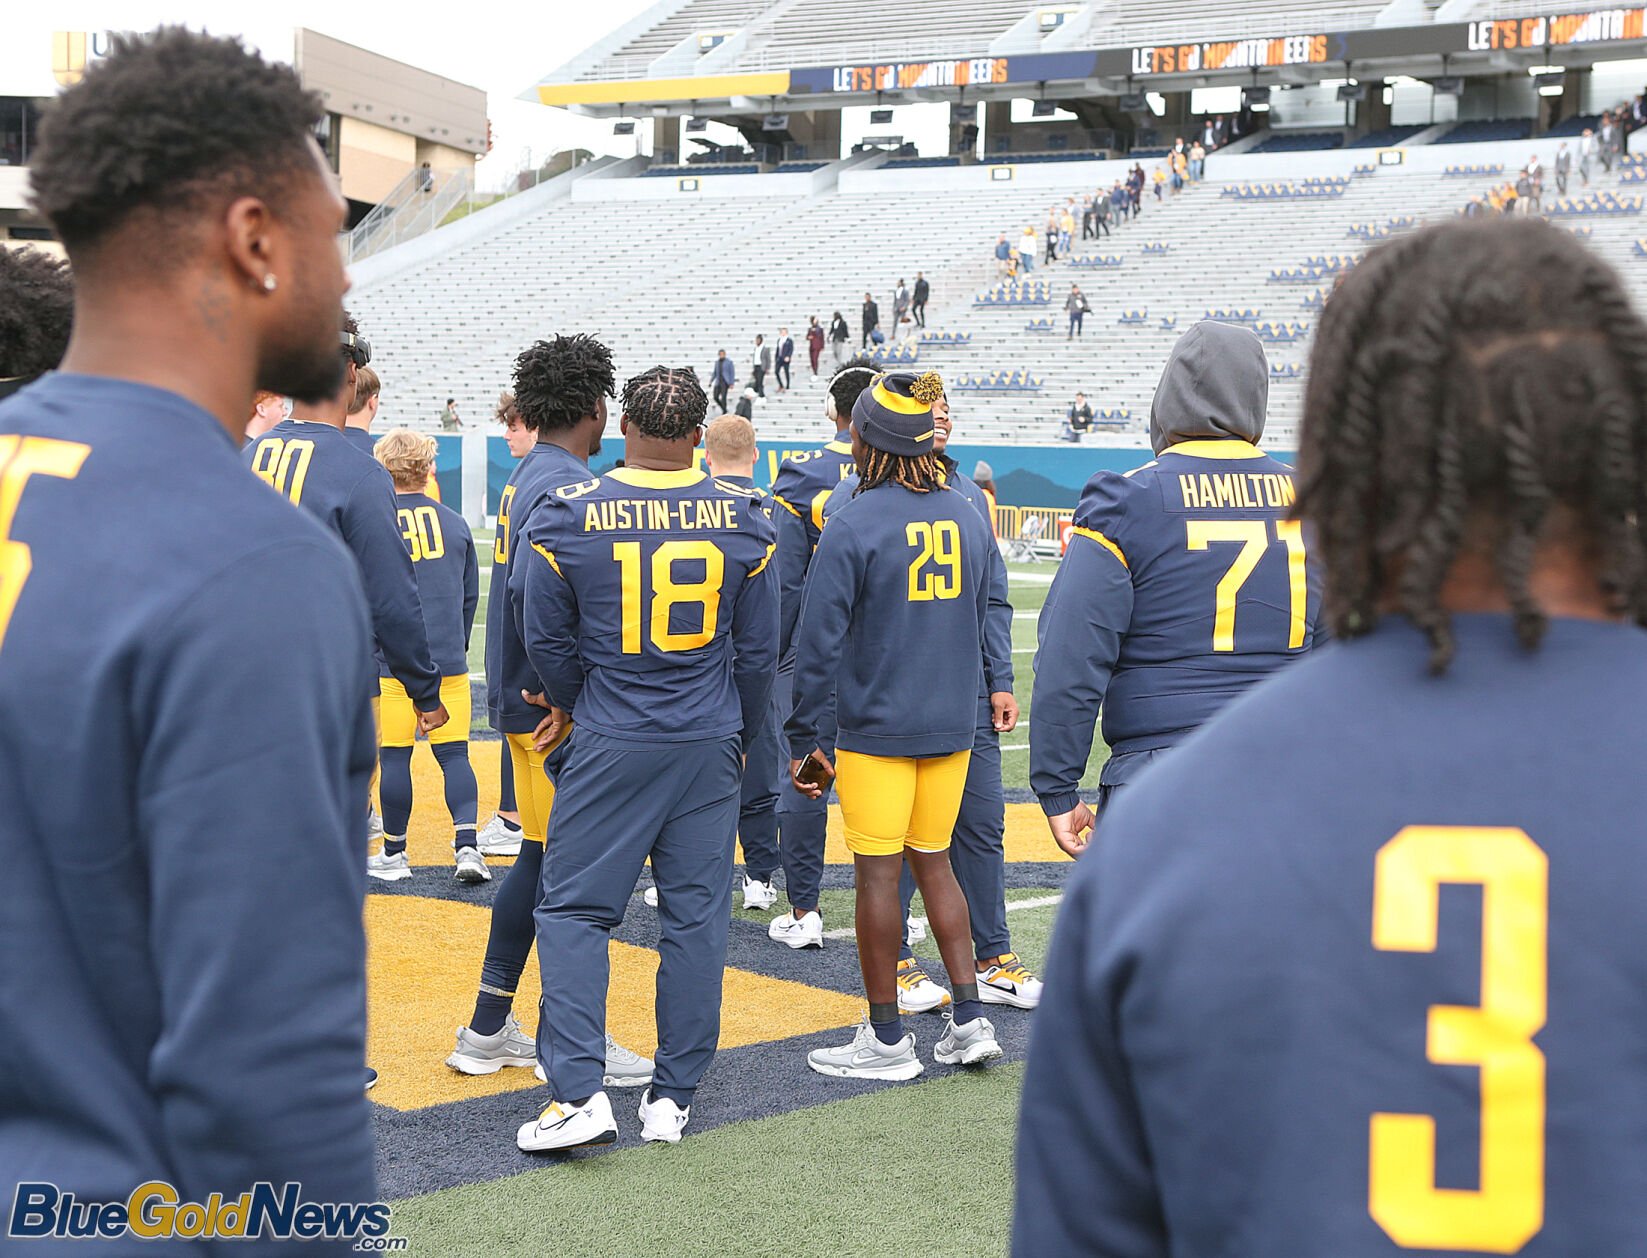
[{"xmin": 516, "ymin": 1090, "xmax": 618, "ymax": 1152}]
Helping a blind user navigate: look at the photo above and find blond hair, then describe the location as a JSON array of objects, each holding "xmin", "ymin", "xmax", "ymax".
[
  {"xmin": 350, "ymin": 364, "xmax": 381, "ymax": 415},
  {"xmin": 374, "ymin": 427, "xmax": 436, "ymax": 490},
  {"xmin": 705, "ymin": 414, "xmax": 757, "ymax": 468}
]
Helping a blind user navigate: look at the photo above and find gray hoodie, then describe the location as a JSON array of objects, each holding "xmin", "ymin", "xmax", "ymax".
[{"xmin": 1147, "ymin": 320, "xmax": 1269, "ymax": 455}]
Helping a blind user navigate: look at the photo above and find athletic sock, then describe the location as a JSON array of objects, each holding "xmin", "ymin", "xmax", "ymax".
[
  {"xmin": 454, "ymin": 827, "xmax": 478, "ymax": 851},
  {"xmin": 869, "ymin": 1002, "xmax": 903, "ymax": 1045},
  {"xmin": 952, "ymin": 984, "xmax": 983, "ymax": 1025},
  {"xmin": 383, "ymin": 835, "xmax": 407, "ymax": 857},
  {"xmin": 470, "ymin": 991, "xmax": 512, "ymax": 1038},
  {"xmin": 497, "ymin": 816, "xmax": 522, "ymax": 833}
]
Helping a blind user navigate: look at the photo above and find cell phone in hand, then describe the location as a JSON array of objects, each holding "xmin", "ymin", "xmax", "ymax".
[{"xmin": 794, "ymin": 752, "xmax": 832, "ymax": 788}]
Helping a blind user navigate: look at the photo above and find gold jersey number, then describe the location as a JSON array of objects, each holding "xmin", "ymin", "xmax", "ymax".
[{"xmin": 0, "ymin": 436, "xmax": 91, "ymax": 651}]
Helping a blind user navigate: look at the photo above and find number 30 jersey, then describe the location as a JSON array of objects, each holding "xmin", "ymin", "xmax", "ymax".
[
  {"xmin": 1030, "ymin": 438, "xmax": 1323, "ymax": 814},
  {"xmin": 514, "ymin": 467, "xmax": 778, "ymax": 745},
  {"xmin": 1014, "ymin": 614, "xmax": 1647, "ymax": 1257},
  {"xmin": 787, "ymin": 481, "xmax": 993, "ymax": 760},
  {"xmin": 387, "ymin": 492, "xmax": 478, "ymax": 679}
]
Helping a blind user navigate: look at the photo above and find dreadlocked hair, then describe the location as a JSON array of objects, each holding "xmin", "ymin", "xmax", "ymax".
[
  {"xmin": 512, "ymin": 333, "xmax": 616, "ymax": 433},
  {"xmin": 855, "ymin": 447, "xmax": 946, "ymax": 495},
  {"xmin": 1295, "ymin": 216, "xmax": 1647, "ymax": 673},
  {"xmin": 622, "ymin": 365, "xmax": 708, "ymax": 440}
]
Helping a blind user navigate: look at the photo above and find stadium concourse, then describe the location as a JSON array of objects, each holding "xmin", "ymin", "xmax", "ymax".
[{"xmin": 349, "ymin": 139, "xmax": 1647, "ymax": 452}]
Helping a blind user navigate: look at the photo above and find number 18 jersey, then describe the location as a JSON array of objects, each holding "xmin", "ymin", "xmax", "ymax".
[{"xmin": 514, "ymin": 467, "xmax": 778, "ymax": 745}]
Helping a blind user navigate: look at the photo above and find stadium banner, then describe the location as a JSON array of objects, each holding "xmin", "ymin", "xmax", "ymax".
[
  {"xmin": 486, "ymin": 437, "xmax": 1298, "ymax": 512},
  {"xmin": 789, "ymin": 52, "xmax": 1098, "ymax": 95},
  {"xmin": 1098, "ymin": 9, "xmax": 1647, "ymax": 76}
]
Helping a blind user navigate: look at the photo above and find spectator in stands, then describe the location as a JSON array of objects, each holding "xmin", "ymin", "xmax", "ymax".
[
  {"xmin": 1202, "ymin": 118, "xmax": 1217, "ymax": 150},
  {"xmin": 1463, "ymin": 196, "xmax": 1487, "ymax": 218},
  {"xmin": 1044, "ymin": 213, "xmax": 1060, "ymax": 264},
  {"xmin": 753, "ymin": 333, "xmax": 771, "ymax": 396},
  {"xmin": 1063, "ymin": 393, "xmax": 1093, "ymax": 442},
  {"xmin": 735, "ymin": 387, "xmax": 755, "ymax": 419},
  {"xmin": 862, "ymin": 292, "xmax": 880, "ymax": 347},
  {"xmin": 995, "ymin": 233, "xmax": 1013, "ymax": 277},
  {"xmin": 1111, "ymin": 180, "xmax": 1129, "ymax": 223},
  {"xmin": 893, "ymin": 279, "xmax": 910, "ymax": 337},
  {"xmin": 912, "ymin": 272, "xmax": 929, "ymax": 328},
  {"xmin": 1153, "ymin": 165, "xmax": 1167, "ymax": 201},
  {"xmin": 1081, "ymin": 197, "xmax": 1097, "ymax": 241},
  {"xmin": 419, "ymin": 161, "xmax": 434, "ymax": 193},
  {"xmin": 1171, "ymin": 147, "xmax": 1188, "ymax": 193},
  {"xmin": 1601, "ymin": 112, "xmax": 1620, "ymax": 172},
  {"xmin": 1094, "ymin": 191, "xmax": 1112, "ymax": 239},
  {"xmin": 1066, "ymin": 284, "xmax": 1091, "ymax": 340},
  {"xmin": 1190, "ymin": 140, "xmax": 1206, "ymax": 181},
  {"xmin": 775, "ymin": 327, "xmax": 794, "ymax": 392},
  {"xmin": 1059, "ymin": 206, "xmax": 1075, "ymax": 255},
  {"xmin": 807, "ymin": 316, "xmax": 825, "ymax": 377},
  {"xmin": 1130, "ymin": 164, "xmax": 1145, "ymax": 214},
  {"xmin": 713, "ymin": 348, "xmax": 735, "ymax": 412},
  {"xmin": 1515, "ymin": 168, "xmax": 1533, "ymax": 216},
  {"xmin": 1018, "ymin": 226, "xmax": 1037, "ymax": 274},
  {"xmin": 1580, "ymin": 127, "xmax": 1597, "ymax": 186},
  {"xmin": 1556, "ymin": 142, "xmax": 1571, "ymax": 196},
  {"xmin": 440, "ymin": 397, "xmax": 462, "ymax": 431},
  {"xmin": 830, "ymin": 311, "xmax": 849, "ymax": 366}
]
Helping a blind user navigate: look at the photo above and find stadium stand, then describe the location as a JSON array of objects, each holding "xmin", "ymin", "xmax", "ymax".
[
  {"xmin": 1090, "ymin": 0, "xmax": 1390, "ymax": 45},
  {"xmin": 1435, "ymin": 118, "xmax": 1535, "ymax": 144},
  {"xmin": 1347, "ymin": 125, "xmax": 1427, "ymax": 149},
  {"xmin": 568, "ymin": 0, "xmax": 773, "ymax": 80},
  {"xmin": 1248, "ymin": 131, "xmax": 1346, "ymax": 154}
]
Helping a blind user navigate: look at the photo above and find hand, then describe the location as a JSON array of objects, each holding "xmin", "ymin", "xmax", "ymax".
[
  {"xmin": 416, "ymin": 703, "xmax": 451, "ymax": 735},
  {"xmin": 990, "ymin": 691, "xmax": 1019, "ymax": 733},
  {"xmin": 1047, "ymin": 801, "xmax": 1097, "ymax": 858},
  {"xmin": 789, "ymin": 749, "xmax": 836, "ymax": 799},
  {"xmin": 523, "ymin": 691, "xmax": 568, "ymax": 751}
]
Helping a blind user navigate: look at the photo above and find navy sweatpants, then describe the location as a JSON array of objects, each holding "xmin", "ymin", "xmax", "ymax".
[
  {"xmin": 737, "ymin": 684, "xmax": 782, "ymax": 883},
  {"xmin": 536, "ymin": 734, "xmax": 741, "ymax": 1103},
  {"xmin": 900, "ymin": 707, "xmax": 1009, "ymax": 961},
  {"xmin": 772, "ymin": 662, "xmax": 831, "ymax": 912}
]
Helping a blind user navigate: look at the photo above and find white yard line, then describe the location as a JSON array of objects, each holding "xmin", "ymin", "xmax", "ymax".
[
  {"xmin": 1008, "ymin": 572, "xmax": 1056, "ymax": 585},
  {"xmin": 821, "ymin": 892, "xmax": 1064, "ymax": 940}
]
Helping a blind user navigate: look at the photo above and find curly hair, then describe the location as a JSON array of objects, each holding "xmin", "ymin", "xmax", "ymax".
[
  {"xmin": 512, "ymin": 334, "xmax": 616, "ymax": 433},
  {"xmin": 622, "ymin": 366, "xmax": 708, "ymax": 441},
  {"xmin": 0, "ymin": 247, "xmax": 74, "ymax": 380},
  {"xmin": 373, "ymin": 428, "xmax": 436, "ymax": 489},
  {"xmin": 827, "ymin": 356, "xmax": 879, "ymax": 425},
  {"xmin": 29, "ymin": 28, "xmax": 325, "ymax": 258},
  {"xmin": 1295, "ymin": 217, "xmax": 1647, "ymax": 673}
]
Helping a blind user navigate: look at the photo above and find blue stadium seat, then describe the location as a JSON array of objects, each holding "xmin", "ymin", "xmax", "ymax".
[
  {"xmin": 1248, "ymin": 131, "xmax": 1345, "ymax": 154},
  {"xmin": 1347, "ymin": 125, "xmax": 1426, "ymax": 149},
  {"xmin": 1435, "ymin": 119, "xmax": 1533, "ymax": 145}
]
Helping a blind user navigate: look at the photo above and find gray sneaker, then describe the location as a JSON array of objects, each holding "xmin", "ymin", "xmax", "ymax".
[
  {"xmin": 808, "ymin": 1020, "xmax": 924, "ymax": 1081},
  {"xmin": 454, "ymin": 847, "xmax": 492, "ymax": 884},
  {"xmin": 476, "ymin": 814, "xmax": 523, "ymax": 857},
  {"xmin": 603, "ymin": 1035, "xmax": 654, "ymax": 1087},
  {"xmin": 933, "ymin": 1014, "xmax": 1003, "ymax": 1067},
  {"xmin": 366, "ymin": 850, "xmax": 410, "ymax": 882},
  {"xmin": 445, "ymin": 1015, "xmax": 536, "ymax": 1075}
]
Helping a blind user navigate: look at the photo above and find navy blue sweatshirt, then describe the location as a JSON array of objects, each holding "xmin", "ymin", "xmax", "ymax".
[
  {"xmin": 788, "ymin": 481, "xmax": 991, "ymax": 758},
  {"xmin": 485, "ymin": 441, "xmax": 590, "ymax": 734},
  {"xmin": 342, "ymin": 426, "xmax": 376, "ymax": 456},
  {"xmin": 1015, "ymin": 615, "xmax": 1647, "ymax": 1257},
  {"xmin": 1030, "ymin": 439, "xmax": 1321, "ymax": 814},
  {"xmin": 771, "ymin": 432, "xmax": 855, "ymax": 658},
  {"xmin": 388, "ymin": 491, "xmax": 478, "ymax": 677},
  {"xmin": 516, "ymin": 467, "xmax": 778, "ymax": 744},
  {"xmin": 824, "ymin": 458, "xmax": 1014, "ymax": 701},
  {"xmin": 0, "ymin": 375, "xmax": 377, "ymax": 1243},
  {"xmin": 245, "ymin": 419, "xmax": 441, "ymax": 709}
]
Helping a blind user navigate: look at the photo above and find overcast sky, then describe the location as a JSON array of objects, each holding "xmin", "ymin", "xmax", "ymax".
[{"xmin": 33, "ymin": 2, "xmax": 665, "ymax": 188}]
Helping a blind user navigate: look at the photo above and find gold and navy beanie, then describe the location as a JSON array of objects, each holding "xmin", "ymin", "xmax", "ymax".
[{"xmin": 852, "ymin": 371, "xmax": 935, "ymax": 456}]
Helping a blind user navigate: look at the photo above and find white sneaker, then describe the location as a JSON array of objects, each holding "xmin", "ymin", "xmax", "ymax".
[
  {"xmin": 454, "ymin": 847, "xmax": 492, "ymax": 884},
  {"xmin": 807, "ymin": 1020, "xmax": 923, "ymax": 1081},
  {"xmin": 742, "ymin": 875, "xmax": 778, "ymax": 911},
  {"xmin": 769, "ymin": 910, "xmax": 823, "ymax": 950},
  {"xmin": 367, "ymin": 810, "xmax": 383, "ymax": 841},
  {"xmin": 977, "ymin": 953, "xmax": 1044, "ymax": 1010},
  {"xmin": 366, "ymin": 850, "xmax": 410, "ymax": 882},
  {"xmin": 643, "ymin": 886, "xmax": 659, "ymax": 907},
  {"xmin": 933, "ymin": 1014, "xmax": 1004, "ymax": 1066},
  {"xmin": 638, "ymin": 1089, "xmax": 690, "ymax": 1144},
  {"xmin": 476, "ymin": 814, "xmax": 523, "ymax": 857},
  {"xmin": 445, "ymin": 1015, "xmax": 536, "ymax": 1075},
  {"xmin": 532, "ymin": 1036, "xmax": 654, "ymax": 1088},
  {"xmin": 895, "ymin": 957, "xmax": 951, "ymax": 1014},
  {"xmin": 516, "ymin": 1090, "xmax": 617, "ymax": 1153},
  {"xmin": 906, "ymin": 915, "xmax": 928, "ymax": 943}
]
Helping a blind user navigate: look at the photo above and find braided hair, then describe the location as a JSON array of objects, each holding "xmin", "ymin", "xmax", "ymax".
[
  {"xmin": 1295, "ymin": 217, "xmax": 1647, "ymax": 672},
  {"xmin": 621, "ymin": 365, "xmax": 708, "ymax": 440},
  {"xmin": 855, "ymin": 371, "xmax": 949, "ymax": 496}
]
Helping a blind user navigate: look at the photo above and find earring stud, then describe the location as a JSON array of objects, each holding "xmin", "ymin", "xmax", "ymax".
[{"xmin": 262, "ymin": 274, "xmax": 278, "ymax": 292}]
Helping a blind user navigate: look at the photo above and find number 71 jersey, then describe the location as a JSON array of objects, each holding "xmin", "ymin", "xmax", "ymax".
[{"xmin": 514, "ymin": 467, "xmax": 778, "ymax": 743}]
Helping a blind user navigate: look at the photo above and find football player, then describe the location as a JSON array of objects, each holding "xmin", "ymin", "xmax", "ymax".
[
  {"xmin": 790, "ymin": 372, "xmax": 1003, "ymax": 1080},
  {"xmin": 1015, "ymin": 218, "xmax": 1647, "ymax": 1254},
  {"xmin": 821, "ymin": 373, "xmax": 1038, "ymax": 1013},
  {"xmin": 445, "ymin": 337, "xmax": 650, "ymax": 1088},
  {"xmin": 1030, "ymin": 319, "xmax": 1322, "ymax": 855},
  {"xmin": 370, "ymin": 429, "xmax": 484, "ymax": 882},
  {"xmin": 765, "ymin": 358, "xmax": 877, "ymax": 948},
  {"xmin": 2, "ymin": 26, "xmax": 375, "ymax": 1216},
  {"xmin": 513, "ymin": 367, "xmax": 777, "ymax": 1149}
]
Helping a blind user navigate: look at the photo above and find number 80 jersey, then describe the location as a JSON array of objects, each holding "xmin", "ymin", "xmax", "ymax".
[{"xmin": 513, "ymin": 467, "xmax": 779, "ymax": 744}]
